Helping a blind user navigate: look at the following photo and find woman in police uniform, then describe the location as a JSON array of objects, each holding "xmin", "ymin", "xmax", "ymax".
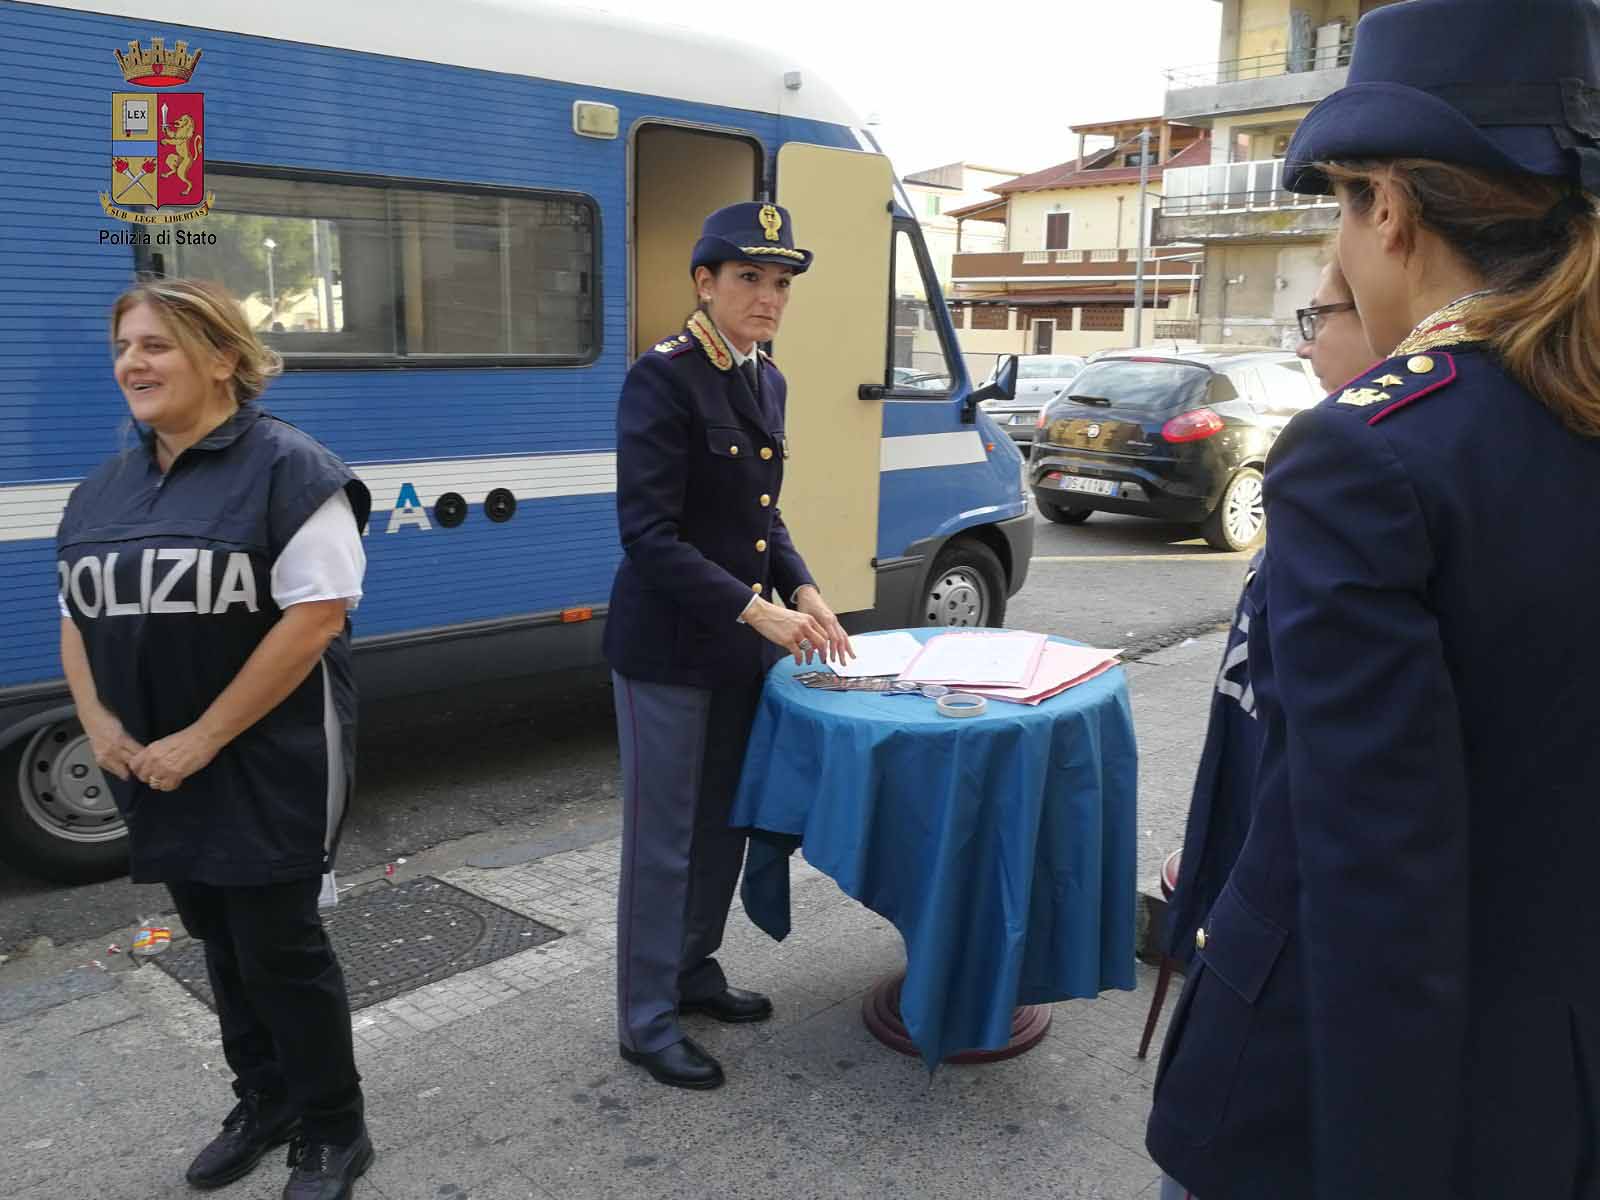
[
  {"xmin": 1147, "ymin": 2, "xmax": 1600, "ymax": 1197},
  {"xmin": 604, "ymin": 202, "xmax": 851, "ymax": 1090},
  {"xmin": 58, "ymin": 280, "xmax": 374, "ymax": 1199}
]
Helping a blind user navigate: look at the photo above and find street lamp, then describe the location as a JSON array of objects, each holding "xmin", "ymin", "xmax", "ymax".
[{"xmin": 262, "ymin": 237, "xmax": 278, "ymax": 322}]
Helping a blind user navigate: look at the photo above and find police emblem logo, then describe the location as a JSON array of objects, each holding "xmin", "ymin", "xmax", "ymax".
[
  {"xmin": 758, "ymin": 204, "xmax": 783, "ymax": 243},
  {"xmin": 102, "ymin": 37, "xmax": 215, "ymax": 224}
]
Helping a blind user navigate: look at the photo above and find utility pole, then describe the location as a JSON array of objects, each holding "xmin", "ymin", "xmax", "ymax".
[{"xmin": 1133, "ymin": 126, "xmax": 1152, "ymax": 347}]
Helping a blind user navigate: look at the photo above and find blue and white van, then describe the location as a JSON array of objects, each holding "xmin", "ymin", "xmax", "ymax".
[{"xmin": 1, "ymin": 0, "xmax": 1032, "ymax": 879}]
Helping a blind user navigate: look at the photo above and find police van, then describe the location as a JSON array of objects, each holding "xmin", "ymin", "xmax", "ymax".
[{"xmin": 1, "ymin": 0, "xmax": 1032, "ymax": 881}]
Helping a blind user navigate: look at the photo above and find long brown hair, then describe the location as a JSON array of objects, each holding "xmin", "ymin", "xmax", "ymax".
[
  {"xmin": 1324, "ymin": 159, "xmax": 1600, "ymax": 437},
  {"xmin": 110, "ymin": 278, "xmax": 282, "ymax": 404}
]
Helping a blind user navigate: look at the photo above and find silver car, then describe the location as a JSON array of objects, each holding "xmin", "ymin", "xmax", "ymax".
[{"xmin": 979, "ymin": 354, "xmax": 1086, "ymax": 446}]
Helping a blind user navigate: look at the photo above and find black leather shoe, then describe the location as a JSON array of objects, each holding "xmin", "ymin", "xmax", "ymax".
[
  {"xmin": 185, "ymin": 1090, "xmax": 300, "ymax": 1190},
  {"xmin": 619, "ymin": 1037, "xmax": 725, "ymax": 1090},
  {"xmin": 282, "ymin": 1130, "xmax": 375, "ymax": 1200},
  {"xmin": 680, "ymin": 986, "xmax": 774, "ymax": 1024}
]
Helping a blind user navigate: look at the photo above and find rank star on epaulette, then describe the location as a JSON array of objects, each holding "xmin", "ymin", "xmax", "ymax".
[
  {"xmin": 1373, "ymin": 374, "xmax": 1405, "ymax": 388},
  {"xmin": 1338, "ymin": 386, "xmax": 1392, "ymax": 407}
]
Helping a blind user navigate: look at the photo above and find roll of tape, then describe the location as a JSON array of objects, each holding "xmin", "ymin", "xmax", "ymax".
[{"xmin": 936, "ymin": 692, "xmax": 987, "ymax": 719}]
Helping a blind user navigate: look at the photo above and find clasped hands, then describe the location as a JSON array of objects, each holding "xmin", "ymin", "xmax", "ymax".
[{"xmin": 81, "ymin": 708, "xmax": 222, "ymax": 793}]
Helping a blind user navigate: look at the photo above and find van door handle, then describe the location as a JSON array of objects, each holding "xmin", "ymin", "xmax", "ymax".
[{"xmin": 858, "ymin": 384, "xmax": 888, "ymax": 401}]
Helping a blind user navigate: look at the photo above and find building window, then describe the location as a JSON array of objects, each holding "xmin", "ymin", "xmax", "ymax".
[
  {"xmin": 972, "ymin": 306, "xmax": 1008, "ymax": 330},
  {"xmin": 950, "ymin": 305, "xmax": 965, "ymax": 328},
  {"xmin": 1080, "ymin": 306, "xmax": 1126, "ymax": 332},
  {"xmin": 1122, "ymin": 151, "xmax": 1155, "ymax": 168},
  {"xmin": 157, "ymin": 165, "xmax": 598, "ymax": 364},
  {"xmin": 1045, "ymin": 212, "xmax": 1072, "ymax": 250},
  {"xmin": 925, "ymin": 194, "xmax": 942, "ymax": 217}
]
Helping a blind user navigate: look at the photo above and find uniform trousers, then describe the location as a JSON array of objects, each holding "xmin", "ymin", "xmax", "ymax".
[
  {"xmin": 168, "ymin": 877, "xmax": 365, "ymax": 1143},
  {"xmin": 613, "ymin": 670, "xmax": 765, "ymax": 1053}
]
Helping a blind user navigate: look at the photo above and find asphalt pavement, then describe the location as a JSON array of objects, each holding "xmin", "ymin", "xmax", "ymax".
[{"xmin": 0, "ymin": 510, "xmax": 1246, "ymax": 961}]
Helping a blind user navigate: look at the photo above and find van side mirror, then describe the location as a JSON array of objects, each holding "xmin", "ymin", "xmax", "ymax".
[{"xmin": 963, "ymin": 354, "xmax": 1018, "ymax": 424}]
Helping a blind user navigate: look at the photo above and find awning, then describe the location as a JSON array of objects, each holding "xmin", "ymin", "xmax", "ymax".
[{"xmin": 947, "ymin": 196, "xmax": 1007, "ymax": 221}]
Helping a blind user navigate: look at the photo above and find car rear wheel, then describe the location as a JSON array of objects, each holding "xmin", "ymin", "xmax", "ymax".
[
  {"xmin": 920, "ymin": 539, "xmax": 1007, "ymax": 628},
  {"xmin": 0, "ymin": 719, "xmax": 130, "ymax": 883},
  {"xmin": 1201, "ymin": 467, "xmax": 1266, "ymax": 552},
  {"xmin": 1036, "ymin": 499, "xmax": 1092, "ymax": 525}
]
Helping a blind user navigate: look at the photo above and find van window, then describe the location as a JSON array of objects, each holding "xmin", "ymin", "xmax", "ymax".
[
  {"xmin": 887, "ymin": 227, "xmax": 954, "ymax": 394},
  {"xmin": 160, "ymin": 167, "xmax": 598, "ymax": 364}
]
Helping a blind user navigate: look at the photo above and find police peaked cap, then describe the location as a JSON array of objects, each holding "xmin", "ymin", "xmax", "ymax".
[
  {"xmin": 690, "ymin": 202, "xmax": 813, "ymax": 275},
  {"xmin": 1285, "ymin": 0, "xmax": 1600, "ymax": 194}
]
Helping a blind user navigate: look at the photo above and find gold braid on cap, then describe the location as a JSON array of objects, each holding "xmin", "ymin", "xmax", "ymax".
[{"xmin": 737, "ymin": 245, "xmax": 806, "ymax": 261}]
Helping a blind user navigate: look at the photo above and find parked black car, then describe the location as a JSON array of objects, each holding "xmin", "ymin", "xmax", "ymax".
[{"xmin": 1028, "ymin": 347, "xmax": 1322, "ymax": 551}]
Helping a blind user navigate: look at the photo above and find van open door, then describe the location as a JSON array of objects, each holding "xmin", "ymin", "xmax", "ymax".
[{"xmin": 774, "ymin": 143, "xmax": 893, "ymax": 615}]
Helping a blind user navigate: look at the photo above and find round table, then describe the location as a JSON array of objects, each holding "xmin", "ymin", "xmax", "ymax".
[{"xmin": 732, "ymin": 628, "xmax": 1139, "ymax": 1068}]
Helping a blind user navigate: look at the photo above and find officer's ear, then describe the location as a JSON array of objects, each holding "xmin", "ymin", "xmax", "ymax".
[
  {"xmin": 1368, "ymin": 170, "xmax": 1417, "ymax": 259},
  {"xmin": 207, "ymin": 346, "xmax": 239, "ymax": 388}
]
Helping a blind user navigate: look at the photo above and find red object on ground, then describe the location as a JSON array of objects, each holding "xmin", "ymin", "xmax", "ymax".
[{"xmin": 861, "ymin": 971, "xmax": 1052, "ymax": 1064}]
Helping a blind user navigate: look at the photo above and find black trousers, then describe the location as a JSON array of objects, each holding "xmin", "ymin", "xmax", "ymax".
[{"xmin": 168, "ymin": 877, "xmax": 364, "ymax": 1143}]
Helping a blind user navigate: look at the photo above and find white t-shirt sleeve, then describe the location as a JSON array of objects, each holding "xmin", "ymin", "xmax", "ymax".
[{"xmin": 271, "ymin": 488, "xmax": 367, "ymax": 610}]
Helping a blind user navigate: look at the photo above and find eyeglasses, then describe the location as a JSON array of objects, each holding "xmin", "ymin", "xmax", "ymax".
[{"xmin": 1296, "ymin": 301, "xmax": 1357, "ymax": 342}]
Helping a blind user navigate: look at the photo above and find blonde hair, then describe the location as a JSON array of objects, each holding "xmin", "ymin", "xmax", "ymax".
[
  {"xmin": 1323, "ymin": 159, "xmax": 1600, "ymax": 437},
  {"xmin": 110, "ymin": 278, "xmax": 282, "ymax": 404}
]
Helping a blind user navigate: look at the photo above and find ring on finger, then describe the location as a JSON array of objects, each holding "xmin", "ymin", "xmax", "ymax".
[{"xmin": 798, "ymin": 638, "xmax": 813, "ymax": 651}]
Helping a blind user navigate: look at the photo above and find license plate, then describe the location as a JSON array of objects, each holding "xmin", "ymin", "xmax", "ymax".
[
  {"xmin": 1009, "ymin": 413, "xmax": 1036, "ymax": 426},
  {"xmin": 1058, "ymin": 475, "xmax": 1118, "ymax": 497}
]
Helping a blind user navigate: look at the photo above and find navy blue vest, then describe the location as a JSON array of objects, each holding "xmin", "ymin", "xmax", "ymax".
[{"xmin": 56, "ymin": 405, "xmax": 371, "ymax": 885}]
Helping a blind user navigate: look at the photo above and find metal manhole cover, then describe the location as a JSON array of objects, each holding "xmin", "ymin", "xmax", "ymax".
[{"xmin": 153, "ymin": 876, "xmax": 563, "ymax": 1013}]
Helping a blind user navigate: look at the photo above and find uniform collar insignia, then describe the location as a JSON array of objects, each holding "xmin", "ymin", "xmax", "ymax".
[
  {"xmin": 1391, "ymin": 290, "xmax": 1494, "ymax": 357},
  {"xmin": 1335, "ymin": 352, "xmax": 1459, "ymax": 424},
  {"xmin": 686, "ymin": 310, "xmax": 733, "ymax": 372}
]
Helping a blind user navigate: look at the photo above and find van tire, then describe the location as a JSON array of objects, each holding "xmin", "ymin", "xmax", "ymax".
[
  {"xmin": 0, "ymin": 720, "xmax": 130, "ymax": 884},
  {"xmin": 920, "ymin": 540, "xmax": 1007, "ymax": 628},
  {"xmin": 1037, "ymin": 499, "xmax": 1092, "ymax": 525}
]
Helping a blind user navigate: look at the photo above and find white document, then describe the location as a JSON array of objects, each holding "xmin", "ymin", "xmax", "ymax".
[
  {"xmin": 832, "ymin": 630, "xmax": 925, "ymax": 678},
  {"xmin": 898, "ymin": 630, "xmax": 1049, "ymax": 688}
]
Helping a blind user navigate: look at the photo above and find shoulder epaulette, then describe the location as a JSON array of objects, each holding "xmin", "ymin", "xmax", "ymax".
[
  {"xmin": 650, "ymin": 332, "xmax": 694, "ymax": 357},
  {"xmin": 1331, "ymin": 351, "xmax": 1458, "ymax": 426}
]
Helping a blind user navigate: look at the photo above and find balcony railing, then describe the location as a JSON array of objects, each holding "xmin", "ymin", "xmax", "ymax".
[
  {"xmin": 1165, "ymin": 41, "xmax": 1352, "ymax": 90},
  {"xmin": 1158, "ymin": 158, "xmax": 1338, "ymax": 217},
  {"xmin": 952, "ymin": 246, "xmax": 1200, "ymax": 279}
]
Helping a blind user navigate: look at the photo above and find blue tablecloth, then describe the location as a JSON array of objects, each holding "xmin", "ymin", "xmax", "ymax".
[{"xmin": 733, "ymin": 628, "xmax": 1139, "ymax": 1067}]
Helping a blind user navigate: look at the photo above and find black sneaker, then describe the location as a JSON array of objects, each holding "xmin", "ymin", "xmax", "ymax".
[
  {"xmin": 185, "ymin": 1090, "xmax": 300, "ymax": 1190},
  {"xmin": 282, "ymin": 1130, "xmax": 375, "ymax": 1200}
]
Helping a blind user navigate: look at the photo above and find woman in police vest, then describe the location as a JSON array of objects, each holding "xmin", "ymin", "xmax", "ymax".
[
  {"xmin": 57, "ymin": 280, "xmax": 374, "ymax": 1199},
  {"xmin": 1147, "ymin": 2, "xmax": 1600, "ymax": 1197},
  {"xmin": 603, "ymin": 202, "xmax": 852, "ymax": 1091}
]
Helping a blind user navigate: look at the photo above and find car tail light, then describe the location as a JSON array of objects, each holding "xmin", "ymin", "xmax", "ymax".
[{"xmin": 1161, "ymin": 408, "xmax": 1226, "ymax": 443}]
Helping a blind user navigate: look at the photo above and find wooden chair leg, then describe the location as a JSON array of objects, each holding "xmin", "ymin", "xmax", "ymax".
[{"xmin": 1137, "ymin": 955, "xmax": 1177, "ymax": 1059}]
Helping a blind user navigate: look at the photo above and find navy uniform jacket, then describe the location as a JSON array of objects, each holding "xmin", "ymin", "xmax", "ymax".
[
  {"xmin": 1147, "ymin": 346, "xmax": 1600, "ymax": 1199},
  {"xmin": 603, "ymin": 310, "xmax": 814, "ymax": 689},
  {"xmin": 1164, "ymin": 552, "xmax": 1264, "ymax": 963},
  {"xmin": 56, "ymin": 406, "xmax": 371, "ymax": 886}
]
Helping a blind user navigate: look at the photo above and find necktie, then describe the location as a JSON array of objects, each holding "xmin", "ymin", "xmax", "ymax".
[{"xmin": 740, "ymin": 358, "xmax": 759, "ymax": 401}]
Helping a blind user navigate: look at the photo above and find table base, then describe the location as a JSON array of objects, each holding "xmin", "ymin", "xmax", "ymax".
[{"xmin": 861, "ymin": 971, "xmax": 1053, "ymax": 1064}]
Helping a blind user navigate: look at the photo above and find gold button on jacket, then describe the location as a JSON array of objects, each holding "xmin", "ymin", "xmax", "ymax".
[
  {"xmin": 751, "ymin": 582, "xmax": 762, "ymax": 592},
  {"xmin": 729, "ymin": 444, "xmax": 740, "ymax": 456},
  {"xmin": 759, "ymin": 494, "xmax": 771, "ymax": 507},
  {"xmin": 1195, "ymin": 928, "xmax": 1208, "ymax": 951},
  {"xmin": 760, "ymin": 447, "xmax": 773, "ymax": 460},
  {"xmin": 756, "ymin": 539, "xmax": 768, "ymax": 552}
]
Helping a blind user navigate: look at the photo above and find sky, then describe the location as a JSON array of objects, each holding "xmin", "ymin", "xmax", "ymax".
[{"xmin": 555, "ymin": 0, "xmax": 1223, "ymax": 177}]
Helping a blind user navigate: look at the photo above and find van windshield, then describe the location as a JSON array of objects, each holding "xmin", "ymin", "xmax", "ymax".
[{"xmin": 1062, "ymin": 360, "xmax": 1210, "ymax": 413}]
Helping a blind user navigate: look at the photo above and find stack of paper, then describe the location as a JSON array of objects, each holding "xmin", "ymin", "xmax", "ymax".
[
  {"xmin": 898, "ymin": 631, "xmax": 1121, "ymax": 705},
  {"xmin": 832, "ymin": 631, "xmax": 924, "ymax": 679}
]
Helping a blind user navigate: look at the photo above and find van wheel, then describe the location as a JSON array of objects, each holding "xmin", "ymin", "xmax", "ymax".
[
  {"xmin": 1201, "ymin": 467, "xmax": 1266, "ymax": 552},
  {"xmin": 921, "ymin": 540, "xmax": 1007, "ymax": 628},
  {"xmin": 0, "ymin": 720, "xmax": 129, "ymax": 884},
  {"xmin": 1037, "ymin": 499, "xmax": 1092, "ymax": 525}
]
